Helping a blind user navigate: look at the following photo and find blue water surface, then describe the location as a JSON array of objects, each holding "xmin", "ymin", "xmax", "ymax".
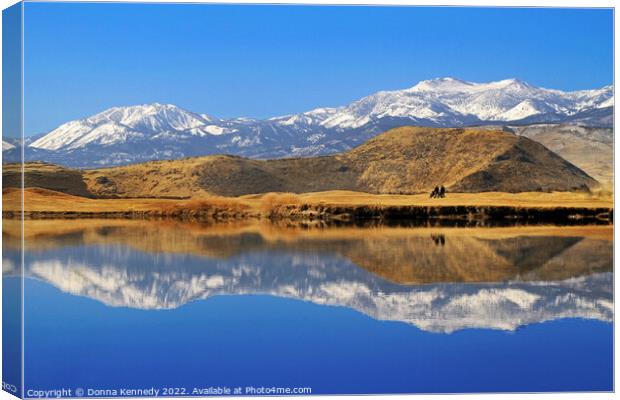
[
  {"xmin": 10, "ymin": 223, "xmax": 614, "ymax": 396},
  {"xmin": 23, "ymin": 279, "xmax": 612, "ymax": 394}
]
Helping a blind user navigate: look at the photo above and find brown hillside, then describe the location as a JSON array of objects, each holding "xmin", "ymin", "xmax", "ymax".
[
  {"xmin": 3, "ymin": 162, "xmax": 93, "ymax": 197},
  {"xmin": 340, "ymin": 127, "xmax": 596, "ymax": 193},
  {"xmin": 4, "ymin": 127, "xmax": 598, "ymax": 197},
  {"xmin": 511, "ymin": 124, "xmax": 613, "ymax": 188}
]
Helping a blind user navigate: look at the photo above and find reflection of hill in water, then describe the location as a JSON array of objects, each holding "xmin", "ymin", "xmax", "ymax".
[
  {"xmin": 4, "ymin": 220, "xmax": 613, "ymax": 332},
  {"xmin": 9, "ymin": 220, "xmax": 612, "ymax": 284}
]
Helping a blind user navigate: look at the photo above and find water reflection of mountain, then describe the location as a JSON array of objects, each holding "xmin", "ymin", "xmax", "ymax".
[{"xmin": 5, "ymin": 220, "xmax": 613, "ymax": 332}]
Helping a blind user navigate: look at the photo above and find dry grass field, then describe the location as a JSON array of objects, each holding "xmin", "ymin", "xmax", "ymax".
[
  {"xmin": 2, "ymin": 187, "xmax": 255, "ymax": 220},
  {"xmin": 2, "ymin": 186, "xmax": 613, "ymax": 222},
  {"xmin": 284, "ymin": 189, "xmax": 613, "ymax": 208}
]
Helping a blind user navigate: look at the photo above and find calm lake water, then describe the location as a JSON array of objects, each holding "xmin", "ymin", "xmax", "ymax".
[{"xmin": 3, "ymin": 220, "xmax": 614, "ymax": 396}]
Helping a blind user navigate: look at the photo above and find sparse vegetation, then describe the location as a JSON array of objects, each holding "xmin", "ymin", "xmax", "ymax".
[
  {"xmin": 158, "ymin": 197, "xmax": 255, "ymax": 220},
  {"xmin": 3, "ymin": 187, "xmax": 613, "ymax": 224},
  {"xmin": 258, "ymin": 192, "xmax": 302, "ymax": 217}
]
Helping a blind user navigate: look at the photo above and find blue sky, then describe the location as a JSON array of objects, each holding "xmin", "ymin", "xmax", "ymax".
[{"xmin": 21, "ymin": 3, "xmax": 614, "ymax": 136}]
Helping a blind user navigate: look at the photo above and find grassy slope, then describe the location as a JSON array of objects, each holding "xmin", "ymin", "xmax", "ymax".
[
  {"xmin": 4, "ymin": 162, "xmax": 93, "ymax": 197},
  {"xmin": 512, "ymin": 125, "xmax": 613, "ymax": 188}
]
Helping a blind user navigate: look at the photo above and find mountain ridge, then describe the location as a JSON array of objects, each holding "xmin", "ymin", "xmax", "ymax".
[{"xmin": 5, "ymin": 77, "xmax": 612, "ymax": 168}]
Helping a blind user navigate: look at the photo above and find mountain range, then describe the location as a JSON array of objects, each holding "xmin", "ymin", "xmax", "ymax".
[
  {"xmin": 3, "ymin": 78, "xmax": 613, "ymax": 168},
  {"xmin": 22, "ymin": 256, "xmax": 613, "ymax": 333}
]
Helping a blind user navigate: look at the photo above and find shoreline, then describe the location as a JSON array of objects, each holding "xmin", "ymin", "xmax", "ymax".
[
  {"xmin": 2, "ymin": 187, "xmax": 613, "ymax": 225},
  {"xmin": 267, "ymin": 203, "xmax": 613, "ymax": 224},
  {"xmin": 3, "ymin": 209, "xmax": 612, "ymax": 225}
]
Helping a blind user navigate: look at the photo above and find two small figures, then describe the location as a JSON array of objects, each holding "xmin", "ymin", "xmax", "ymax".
[{"xmin": 430, "ymin": 185, "xmax": 446, "ymax": 198}]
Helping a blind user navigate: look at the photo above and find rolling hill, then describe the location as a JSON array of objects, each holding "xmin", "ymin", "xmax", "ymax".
[{"xmin": 4, "ymin": 127, "xmax": 598, "ymax": 198}]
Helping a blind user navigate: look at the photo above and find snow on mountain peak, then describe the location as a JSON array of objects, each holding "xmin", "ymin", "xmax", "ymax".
[
  {"xmin": 270, "ymin": 107, "xmax": 339, "ymax": 127},
  {"xmin": 90, "ymin": 103, "xmax": 208, "ymax": 131},
  {"xmin": 409, "ymin": 77, "xmax": 533, "ymax": 94},
  {"xmin": 409, "ymin": 77, "xmax": 475, "ymax": 92},
  {"xmin": 320, "ymin": 77, "xmax": 613, "ymax": 128},
  {"xmin": 493, "ymin": 78, "xmax": 529, "ymax": 87},
  {"xmin": 2, "ymin": 140, "xmax": 16, "ymax": 151},
  {"xmin": 30, "ymin": 103, "xmax": 213, "ymax": 150}
]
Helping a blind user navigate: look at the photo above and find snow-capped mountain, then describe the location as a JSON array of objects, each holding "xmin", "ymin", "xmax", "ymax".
[
  {"xmin": 2, "ymin": 140, "xmax": 16, "ymax": 151},
  {"xmin": 29, "ymin": 103, "xmax": 224, "ymax": 151},
  {"xmin": 317, "ymin": 78, "xmax": 613, "ymax": 129},
  {"xmin": 18, "ymin": 248, "xmax": 613, "ymax": 333},
  {"xmin": 11, "ymin": 78, "xmax": 613, "ymax": 167}
]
